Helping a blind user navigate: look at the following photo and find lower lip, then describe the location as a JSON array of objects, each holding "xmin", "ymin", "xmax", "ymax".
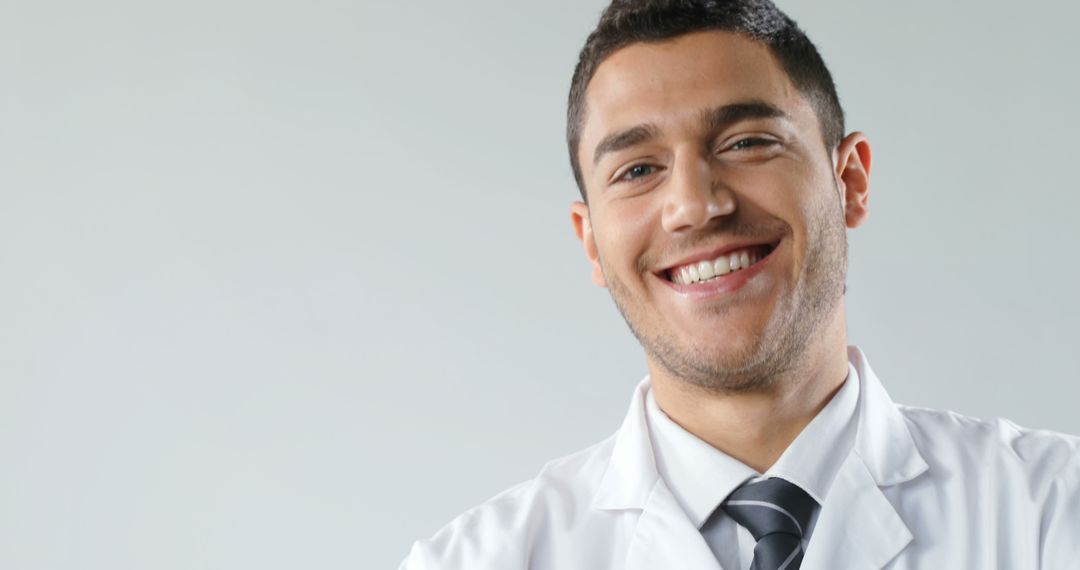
[{"xmin": 660, "ymin": 248, "xmax": 775, "ymax": 300}]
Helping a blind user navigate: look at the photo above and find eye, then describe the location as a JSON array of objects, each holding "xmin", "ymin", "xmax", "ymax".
[
  {"xmin": 727, "ymin": 137, "xmax": 776, "ymax": 151},
  {"xmin": 617, "ymin": 163, "xmax": 656, "ymax": 182}
]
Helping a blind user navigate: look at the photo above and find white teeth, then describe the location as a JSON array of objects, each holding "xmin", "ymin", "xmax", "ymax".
[
  {"xmin": 670, "ymin": 246, "xmax": 769, "ymax": 285},
  {"xmin": 714, "ymin": 258, "xmax": 730, "ymax": 276}
]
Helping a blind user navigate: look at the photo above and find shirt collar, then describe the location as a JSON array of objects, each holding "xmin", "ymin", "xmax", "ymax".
[
  {"xmin": 765, "ymin": 361, "xmax": 860, "ymax": 504},
  {"xmin": 644, "ymin": 361, "xmax": 861, "ymax": 528},
  {"xmin": 645, "ymin": 387, "xmax": 756, "ymax": 528}
]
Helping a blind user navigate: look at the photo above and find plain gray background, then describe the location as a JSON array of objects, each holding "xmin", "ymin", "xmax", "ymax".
[{"xmin": 1, "ymin": 0, "xmax": 1078, "ymax": 568}]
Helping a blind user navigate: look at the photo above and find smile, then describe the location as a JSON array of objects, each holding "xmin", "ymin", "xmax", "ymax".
[{"xmin": 664, "ymin": 243, "xmax": 776, "ymax": 285}]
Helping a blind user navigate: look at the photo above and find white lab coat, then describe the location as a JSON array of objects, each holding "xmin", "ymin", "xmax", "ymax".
[{"xmin": 400, "ymin": 347, "xmax": 1080, "ymax": 569}]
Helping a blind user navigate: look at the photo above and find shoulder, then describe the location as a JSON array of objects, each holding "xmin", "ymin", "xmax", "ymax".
[
  {"xmin": 897, "ymin": 404, "xmax": 1080, "ymax": 493},
  {"xmin": 399, "ymin": 434, "xmax": 617, "ymax": 570},
  {"xmin": 896, "ymin": 406, "xmax": 1080, "ymax": 561},
  {"xmin": 897, "ymin": 404, "xmax": 1080, "ymax": 462}
]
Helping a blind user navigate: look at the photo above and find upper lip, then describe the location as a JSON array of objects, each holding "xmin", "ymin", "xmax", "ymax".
[{"xmin": 655, "ymin": 238, "xmax": 781, "ymax": 275}]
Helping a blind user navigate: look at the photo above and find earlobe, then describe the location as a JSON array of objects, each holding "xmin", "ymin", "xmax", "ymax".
[
  {"xmin": 569, "ymin": 201, "xmax": 607, "ymax": 287},
  {"xmin": 835, "ymin": 132, "xmax": 872, "ymax": 229}
]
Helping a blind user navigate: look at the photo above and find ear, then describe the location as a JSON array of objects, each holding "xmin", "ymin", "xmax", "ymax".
[
  {"xmin": 834, "ymin": 131, "xmax": 872, "ymax": 229},
  {"xmin": 570, "ymin": 201, "xmax": 607, "ymax": 287}
]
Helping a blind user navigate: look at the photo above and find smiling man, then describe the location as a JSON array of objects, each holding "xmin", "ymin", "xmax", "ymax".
[{"xmin": 400, "ymin": 1, "xmax": 1080, "ymax": 569}]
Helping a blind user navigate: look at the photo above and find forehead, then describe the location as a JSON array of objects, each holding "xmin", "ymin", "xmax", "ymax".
[{"xmin": 580, "ymin": 30, "xmax": 811, "ymax": 160}]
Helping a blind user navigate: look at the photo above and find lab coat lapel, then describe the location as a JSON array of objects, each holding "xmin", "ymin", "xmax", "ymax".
[
  {"xmin": 800, "ymin": 454, "xmax": 912, "ymax": 570},
  {"xmin": 593, "ymin": 378, "xmax": 724, "ymax": 570},
  {"xmin": 801, "ymin": 347, "xmax": 929, "ymax": 570},
  {"xmin": 623, "ymin": 479, "xmax": 725, "ymax": 570}
]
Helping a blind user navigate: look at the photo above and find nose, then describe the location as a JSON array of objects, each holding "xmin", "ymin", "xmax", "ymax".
[{"xmin": 660, "ymin": 152, "xmax": 736, "ymax": 233}]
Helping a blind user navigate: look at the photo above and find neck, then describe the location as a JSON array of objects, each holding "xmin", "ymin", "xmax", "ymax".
[{"xmin": 649, "ymin": 312, "xmax": 850, "ymax": 474}]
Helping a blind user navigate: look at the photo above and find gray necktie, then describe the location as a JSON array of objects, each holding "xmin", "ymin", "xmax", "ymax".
[{"xmin": 720, "ymin": 477, "xmax": 817, "ymax": 570}]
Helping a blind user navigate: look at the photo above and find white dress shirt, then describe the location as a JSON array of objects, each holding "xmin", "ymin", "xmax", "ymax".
[{"xmin": 644, "ymin": 363, "xmax": 860, "ymax": 570}]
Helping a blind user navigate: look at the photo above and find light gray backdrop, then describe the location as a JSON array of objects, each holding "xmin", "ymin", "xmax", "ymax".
[{"xmin": 1, "ymin": 0, "xmax": 1077, "ymax": 568}]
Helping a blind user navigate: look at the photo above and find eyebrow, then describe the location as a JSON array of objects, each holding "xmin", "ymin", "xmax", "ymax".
[{"xmin": 591, "ymin": 100, "xmax": 789, "ymax": 166}]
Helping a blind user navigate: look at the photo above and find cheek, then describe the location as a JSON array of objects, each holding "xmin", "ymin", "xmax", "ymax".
[
  {"xmin": 786, "ymin": 175, "xmax": 844, "ymax": 270},
  {"xmin": 733, "ymin": 166, "xmax": 813, "ymax": 225},
  {"xmin": 596, "ymin": 200, "xmax": 658, "ymax": 269},
  {"xmin": 738, "ymin": 164, "xmax": 828, "ymax": 261}
]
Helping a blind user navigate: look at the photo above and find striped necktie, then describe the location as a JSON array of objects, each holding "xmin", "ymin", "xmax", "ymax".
[{"xmin": 720, "ymin": 477, "xmax": 818, "ymax": 570}]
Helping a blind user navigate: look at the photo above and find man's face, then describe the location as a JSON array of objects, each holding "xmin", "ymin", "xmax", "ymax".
[{"xmin": 571, "ymin": 30, "xmax": 869, "ymax": 391}]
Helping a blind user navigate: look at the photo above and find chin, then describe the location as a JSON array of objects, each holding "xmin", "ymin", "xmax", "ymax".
[{"xmin": 651, "ymin": 328, "xmax": 769, "ymax": 377}]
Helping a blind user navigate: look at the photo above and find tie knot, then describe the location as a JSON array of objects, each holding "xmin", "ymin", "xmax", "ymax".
[{"xmin": 720, "ymin": 477, "xmax": 817, "ymax": 542}]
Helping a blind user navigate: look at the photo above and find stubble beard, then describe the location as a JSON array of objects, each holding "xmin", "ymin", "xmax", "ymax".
[{"xmin": 600, "ymin": 190, "xmax": 849, "ymax": 395}]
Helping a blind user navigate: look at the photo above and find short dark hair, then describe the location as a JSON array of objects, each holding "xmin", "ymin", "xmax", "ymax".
[{"xmin": 566, "ymin": 0, "xmax": 845, "ymax": 200}]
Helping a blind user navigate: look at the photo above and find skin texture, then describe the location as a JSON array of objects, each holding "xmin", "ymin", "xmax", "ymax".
[{"xmin": 569, "ymin": 31, "xmax": 872, "ymax": 472}]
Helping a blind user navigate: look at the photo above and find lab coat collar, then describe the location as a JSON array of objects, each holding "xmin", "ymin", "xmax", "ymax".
[
  {"xmin": 847, "ymin": 345, "xmax": 929, "ymax": 485},
  {"xmin": 591, "ymin": 377, "xmax": 659, "ymax": 511},
  {"xmin": 591, "ymin": 380, "xmax": 728, "ymax": 567},
  {"xmin": 797, "ymin": 347, "xmax": 930, "ymax": 570},
  {"xmin": 593, "ymin": 345, "xmax": 929, "ymax": 569}
]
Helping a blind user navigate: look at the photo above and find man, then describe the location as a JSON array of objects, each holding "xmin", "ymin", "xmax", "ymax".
[{"xmin": 400, "ymin": 1, "xmax": 1080, "ymax": 568}]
